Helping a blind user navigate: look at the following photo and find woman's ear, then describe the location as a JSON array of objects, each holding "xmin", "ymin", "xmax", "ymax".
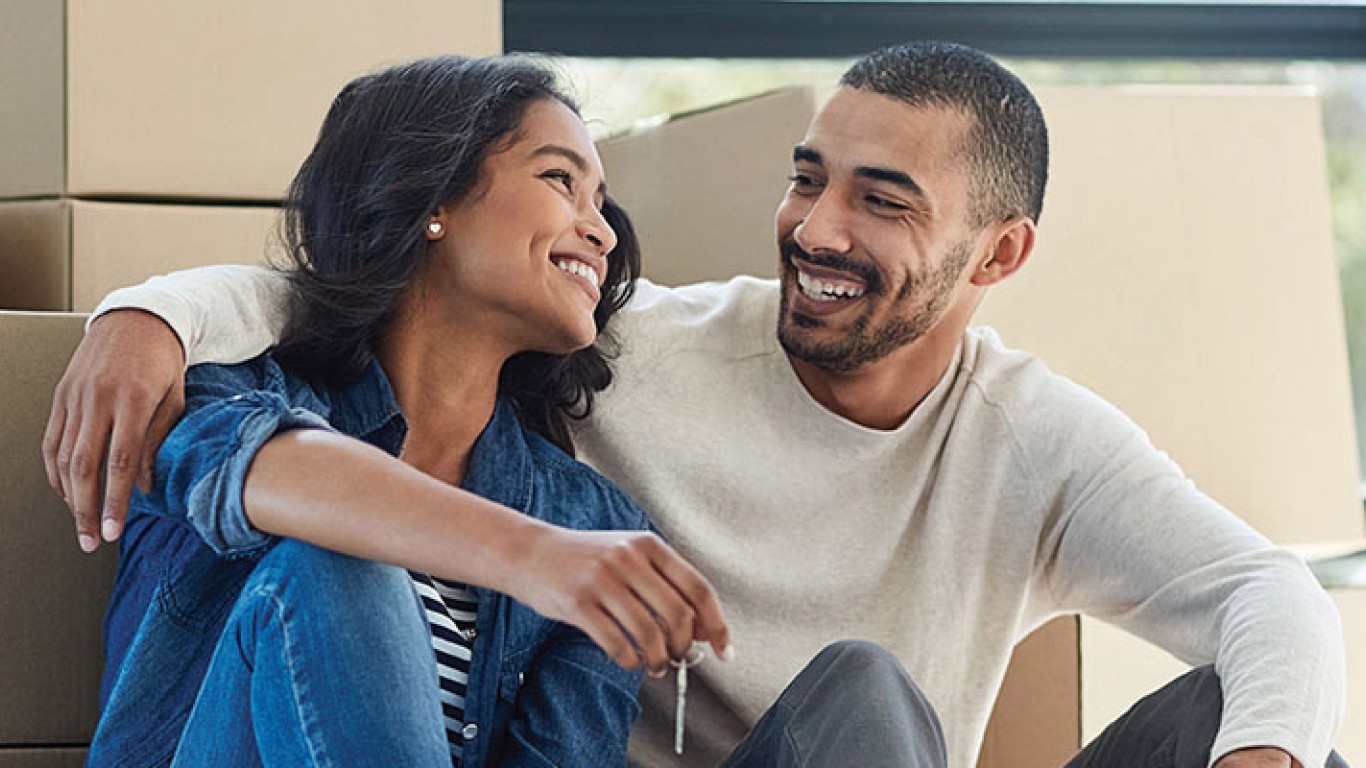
[{"xmin": 971, "ymin": 216, "xmax": 1035, "ymax": 287}]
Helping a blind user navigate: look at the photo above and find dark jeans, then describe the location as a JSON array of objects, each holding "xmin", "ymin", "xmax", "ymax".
[{"xmin": 721, "ymin": 640, "xmax": 1347, "ymax": 768}]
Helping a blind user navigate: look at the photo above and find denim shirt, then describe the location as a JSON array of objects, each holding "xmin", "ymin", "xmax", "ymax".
[{"xmin": 93, "ymin": 355, "xmax": 647, "ymax": 767}]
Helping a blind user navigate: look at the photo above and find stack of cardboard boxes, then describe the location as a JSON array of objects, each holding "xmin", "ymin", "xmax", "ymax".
[
  {"xmin": 0, "ymin": 2, "xmax": 499, "ymax": 764},
  {"xmin": 599, "ymin": 85, "xmax": 1366, "ymax": 763},
  {"xmin": 0, "ymin": 0, "xmax": 500, "ymax": 311}
]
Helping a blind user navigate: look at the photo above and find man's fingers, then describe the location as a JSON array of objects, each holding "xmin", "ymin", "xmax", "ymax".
[
  {"xmin": 54, "ymin": 402, "xmax": 83, "ymax": 520},
  {"xmin": 101, "ymin": 394, "xmax": 158, "ymax": 541},
  {"xmin": 68, "ymin": 410, "xmax": 113, "ymax": 552},
  {"xmin": 41, "ymin": 395, "xmax": 69, "ymax": 499},
  {"xmin": 137, "ymin": 382, "xmax": 183, "ymax": 493}
]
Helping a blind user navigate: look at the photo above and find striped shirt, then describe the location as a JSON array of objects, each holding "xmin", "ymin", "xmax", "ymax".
[{"xmin": 410, "ymin": 572, "xmax": 480, "ymax": 764}]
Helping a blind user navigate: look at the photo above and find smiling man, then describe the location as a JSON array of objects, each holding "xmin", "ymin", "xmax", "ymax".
[{"xmin": 48, "ymin": 42, "xmax": 1345, "ymax": 768}]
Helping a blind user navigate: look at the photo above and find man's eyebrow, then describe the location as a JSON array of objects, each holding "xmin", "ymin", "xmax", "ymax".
[
  {"xmin": 855, "ymin": 166, "xmax": 927, "ymax": 201},
  {"xmin": 532, "ymin": 144, "xmax": 608, "ymax": 197},
  {"xmin": 794, "ymin": 146, "xmax": 927, "ymax": 201}
]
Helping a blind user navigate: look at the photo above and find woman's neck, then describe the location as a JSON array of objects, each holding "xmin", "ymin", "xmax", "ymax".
[{"xmin": 376, "ymin": 303, "xmax": 511, "ymax": 487}]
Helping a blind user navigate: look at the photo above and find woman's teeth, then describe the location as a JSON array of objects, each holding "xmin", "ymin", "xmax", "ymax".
[
  {"xmin": 796, "ymin": 269, "xmax": 866, "ymax": 302},
  {"xmin": 554, "ymin": 258, "xmax": 600, "ymax": 287}
]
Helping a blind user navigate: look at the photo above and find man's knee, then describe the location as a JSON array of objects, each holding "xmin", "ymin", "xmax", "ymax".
[
  {"xmin": 809, "ymin": 639, "xmax": 907, "ymax": 683},
  {"xmin": 773, "ymin": 640, "xmax": 946, "ymax": 767},
  {"xmin": 802, "ymin": 640, "xmax": 939, "ymax": 723}
]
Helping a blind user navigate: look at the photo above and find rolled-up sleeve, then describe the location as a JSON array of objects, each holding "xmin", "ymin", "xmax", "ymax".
[{"xmin": 134, "ymin": 357, "xmax": 334, "ymax": 556}]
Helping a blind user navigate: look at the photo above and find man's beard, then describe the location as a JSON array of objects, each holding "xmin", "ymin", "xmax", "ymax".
[{"xmin": 777, "ymin": 237, "xmax": 973, "ymax": 373}]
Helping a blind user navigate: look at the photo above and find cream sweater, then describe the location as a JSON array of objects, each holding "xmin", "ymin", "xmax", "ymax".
[{"xmin": 99, "ymin": 268, "xmax": 1344, "ymax": 768}]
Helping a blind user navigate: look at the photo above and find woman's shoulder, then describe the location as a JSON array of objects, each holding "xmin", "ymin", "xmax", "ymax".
[{"xmin": 182, "ymin": 352, "xmax": 339, "ymax": 425}]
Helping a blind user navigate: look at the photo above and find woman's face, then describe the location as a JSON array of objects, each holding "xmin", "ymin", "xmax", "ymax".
[{"xmin": 428, "ymin": 98, "xmax": 618, "ymax": 356}]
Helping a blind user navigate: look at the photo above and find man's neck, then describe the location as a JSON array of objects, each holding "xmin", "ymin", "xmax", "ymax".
[{"xmin": 787, "ymin": 312, "xmax": 970, "ymax": 431}]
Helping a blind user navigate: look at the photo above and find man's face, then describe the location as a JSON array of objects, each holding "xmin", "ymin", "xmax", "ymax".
[{"xmin": 775, "ymin": 87, "xmax": 984, "ymax": 373}]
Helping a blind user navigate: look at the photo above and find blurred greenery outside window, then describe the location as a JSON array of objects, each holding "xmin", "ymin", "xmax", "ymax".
[{"xmin": 552, "ymin": 57, "xmax": 1366, "ymax": 493}]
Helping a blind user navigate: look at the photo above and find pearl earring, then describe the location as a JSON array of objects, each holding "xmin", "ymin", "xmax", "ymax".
[{"xmin": 427, "ymin": 220, "xmax": 443, "ymax": 236}]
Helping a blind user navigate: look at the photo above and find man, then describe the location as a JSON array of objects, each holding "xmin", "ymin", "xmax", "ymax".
[{"xmin": 46, "ymin": 42, "xmax": 1344, "ymax": 767}]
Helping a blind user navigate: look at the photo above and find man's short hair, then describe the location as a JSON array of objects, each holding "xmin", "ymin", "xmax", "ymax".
[{"xmin": 841, "ymin": 41, "xmax": 1049, "ymax": 227}]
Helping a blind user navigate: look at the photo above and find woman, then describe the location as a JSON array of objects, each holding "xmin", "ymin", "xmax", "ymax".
[{"xmin": 87, "ymin": 55, "xmax": 730, "ymax": 767}]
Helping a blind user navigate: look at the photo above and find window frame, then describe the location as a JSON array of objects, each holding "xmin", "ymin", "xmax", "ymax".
[{"xmin": 504, "ymin": 1, "xmax": 1366, "ymax": 60}]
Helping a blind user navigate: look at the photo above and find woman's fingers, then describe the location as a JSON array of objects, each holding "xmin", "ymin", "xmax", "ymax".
[
  {"xmin": 643, "ymin": 538, "xmax": 734, "ymax": 661},
  {"xmin": 562, "ymin": 532, "xmax": 731, "ymax": 668},
  {"xmin": 594, "ymin": 576, "xmax": 673, "ymax": 673}
]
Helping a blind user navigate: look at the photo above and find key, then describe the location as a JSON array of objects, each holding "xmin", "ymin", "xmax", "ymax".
[
  {"xmin": 674, "ymin": 657, "xmax": 688, "ymax": 755},
  {"xmin": 672, "ymin": 644, "xmax": 706, "ymax": 756}
]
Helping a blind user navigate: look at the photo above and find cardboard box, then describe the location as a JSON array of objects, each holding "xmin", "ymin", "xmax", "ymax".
[
  {"xmin": 0, "ymin": 199, "xmax": 279, "ymax": 311},
  {"xmin": 978, "ymin": 617, "xmax": 1081, "ymax": 768},
  {"xmin": 0, "ymin": 748, "xmax": 85, "ymax": 768},
  {"xmin": 0, "ymin": 312, "xmax": 114, "ymax": 749},
  {"xmin": 0, "ymin": 0, "xmax": 501, "ymax": 200},
  {"xmin": 597, "ymin": 88, "xmax": 818, "ymax": 287}
]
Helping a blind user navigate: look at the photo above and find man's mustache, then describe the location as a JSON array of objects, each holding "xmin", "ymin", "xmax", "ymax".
[{"xmin": 780, "ymin": 238, "xmax": 882, "ymax": 294}]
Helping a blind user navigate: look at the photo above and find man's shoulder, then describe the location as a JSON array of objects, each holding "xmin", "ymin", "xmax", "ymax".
[
  {"xmin": 615, "ymin": 276, "xmax": 779, "ymax": 358},
  {"xmin": 960, "ymin": 326, "xmax": 1138, "ymax": 444}
]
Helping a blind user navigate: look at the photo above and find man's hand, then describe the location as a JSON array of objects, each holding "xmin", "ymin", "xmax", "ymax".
[
  {"xmin": 42, "ymin": 309, "xmax": 187, "ymax": 552},
  {"xmin": 512, "ymin": 528, "xmax": 734, "ymax": 675},
  {"xmin": 1215, "ymin": 747, "xmax": 1300, "ymax": 768}
]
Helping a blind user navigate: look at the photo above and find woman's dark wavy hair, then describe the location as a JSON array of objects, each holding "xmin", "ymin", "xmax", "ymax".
[{"xmin": 273, "ymin": 55, "xmax": 641, "ymax": 455}]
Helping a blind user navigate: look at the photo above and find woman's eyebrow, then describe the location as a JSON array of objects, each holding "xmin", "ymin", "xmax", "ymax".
[
  {"xmin": 531, "ymin": 144, "xmax": 608, "ymax": 198},
  {"xmin": 532, "ymin": 144, "xmax": 588, "ymax": 172}
]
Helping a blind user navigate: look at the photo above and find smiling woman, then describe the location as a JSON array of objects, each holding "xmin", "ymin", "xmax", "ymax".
[{"xmin": 72, "ymin": 55, "xmax": 731, "ymax": 768}]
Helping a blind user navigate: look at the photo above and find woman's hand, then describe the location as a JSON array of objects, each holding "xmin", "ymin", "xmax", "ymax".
[
  {"xmin": 42, "ymin": 310, "xmax": 186, "ymax": 552},
  {"xmin": 512, "ymin": 527, "xmax": 734, "ymax": 675}
]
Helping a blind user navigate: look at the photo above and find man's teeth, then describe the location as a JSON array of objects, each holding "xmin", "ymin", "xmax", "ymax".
[
  {"xmin": 554, "ymin": 259, "xmax": 600, "ymax": 288},
  {"xmin": 795, "ymin": 269, "xmax": 866, "ymax": 302}
]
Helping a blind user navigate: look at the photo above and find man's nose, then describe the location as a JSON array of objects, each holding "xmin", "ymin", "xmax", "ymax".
[{"xmin": 793, "ymin": 193, "xmax": 853, "ymax": 255}]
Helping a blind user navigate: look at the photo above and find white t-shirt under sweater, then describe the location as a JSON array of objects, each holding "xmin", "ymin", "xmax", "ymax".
[{"xmin": 97, "ymin": 267, "xmax": 1344, "ymax": 768}]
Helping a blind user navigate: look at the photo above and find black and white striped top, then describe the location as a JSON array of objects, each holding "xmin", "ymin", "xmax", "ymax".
[{"xmin": 410, "ymin": 572, "xmax": 480, "ymax": 764}]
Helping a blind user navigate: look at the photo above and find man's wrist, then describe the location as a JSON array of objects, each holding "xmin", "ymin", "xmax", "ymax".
[{"xmin": 88, "ymin": 309, "xmax": 187, "ymax": 368}]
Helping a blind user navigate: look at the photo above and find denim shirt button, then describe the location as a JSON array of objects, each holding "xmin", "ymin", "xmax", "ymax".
[
  {"xmin": 517, "ymin": 672, "xmax": 525, "ymax": 687},
  {"xmin": 461, "ymin": 723, "xmax": 479, "ymax": 740}
]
